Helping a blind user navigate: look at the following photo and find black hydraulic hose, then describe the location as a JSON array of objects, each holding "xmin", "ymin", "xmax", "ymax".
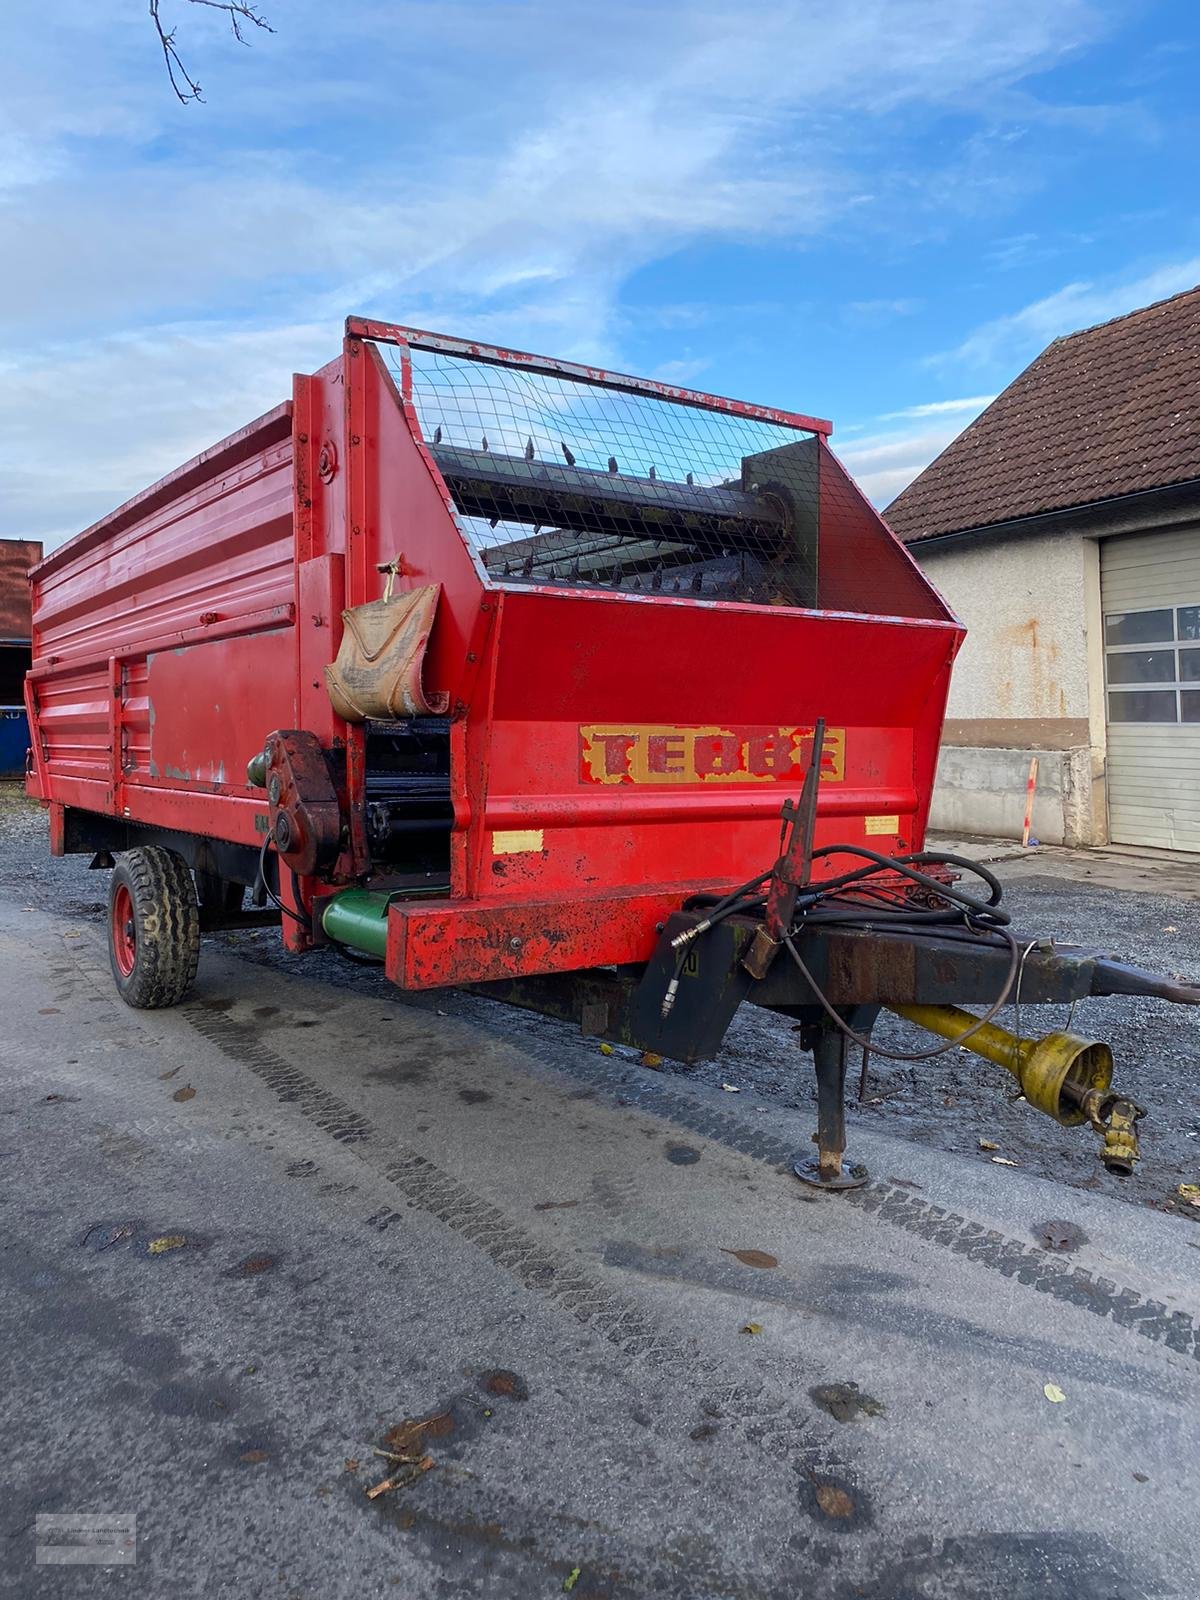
[
  {"xmin": 257, "ymin": 832, "xmax": 311, "ymax": 929},
  {"xmin": 680, "ymin": 844, "xmax": 1023, "ymax": 1058},
  {"xmin": 684, "ymin": 848, "xmax": 1008, "ymax": 931},
  {"xmin": 258, "ymin": 831, "xmax": 390, "ymax": 965},
  {"xmin": 800, "ymin": 847, "xmax": 1008, "ymax": 925}
]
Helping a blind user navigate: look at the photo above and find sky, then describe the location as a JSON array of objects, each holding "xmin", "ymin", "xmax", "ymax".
[{"xmin": 3, "ymin": 0, "xmax": 1199, "ymax": 550}]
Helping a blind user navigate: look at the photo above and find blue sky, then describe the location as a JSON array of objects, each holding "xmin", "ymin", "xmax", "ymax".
[{"xmin": 3, "ymin": 1, "xmax": 1199, "ymax": 549}]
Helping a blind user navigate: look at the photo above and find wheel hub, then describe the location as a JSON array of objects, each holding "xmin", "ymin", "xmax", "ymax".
[{"xmin": 112, "ymin": 883, "xmax": 137, "ymax": 978}]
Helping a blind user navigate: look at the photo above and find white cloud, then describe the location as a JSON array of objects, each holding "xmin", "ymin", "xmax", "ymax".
[
  {"xmin": 881, "ymin": 394, "xmax": 996, "ymax": 419},
  {"xmin": 0, "ymin": 0, "xmax": 1114, "ymax": 544},
  {"xmin": 844, "ymin": 297, "xmax": 923, "ymax": 322},
  {"xmin": 652, "ymin": 357, "xmax": 712, "ymax": 384},
  {"xmin": 940, "ymin": 255, "xmax": 1200, "ymax": 370},
  {"xmin": 1, "ymin": 321, "xmax": 336, "ymax": 543},
  {"xmin": 838, "ymin": 425, "xmax": 963, "ymax": 502},
  {"xmin": 836, "ymin": 388, "xmax": 996, "ymax": 504}
]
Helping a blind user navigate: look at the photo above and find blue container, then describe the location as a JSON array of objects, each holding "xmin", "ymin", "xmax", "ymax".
[{"xmin": 0, "ymin": 707, "xmax": 29, "ymax": 779}]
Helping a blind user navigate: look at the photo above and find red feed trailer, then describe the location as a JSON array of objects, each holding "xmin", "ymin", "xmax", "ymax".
[{"xmin": 25, "ymin": 320, "xmax": 1198, "ymax": 1190}]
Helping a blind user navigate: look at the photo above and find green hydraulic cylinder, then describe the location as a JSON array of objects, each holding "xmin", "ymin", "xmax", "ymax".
[{"xmin": 321, "ymin": 889, "xmax": 392, "ymax": 959}]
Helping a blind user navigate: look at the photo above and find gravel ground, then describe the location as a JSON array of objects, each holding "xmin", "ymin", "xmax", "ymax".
[{"xmin": 4, "ymin": 785, "xmax": 1197, "ymax": 1219}]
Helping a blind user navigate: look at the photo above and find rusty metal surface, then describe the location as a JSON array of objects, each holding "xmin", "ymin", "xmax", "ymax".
[
  {"xmin": 265, "ymin": 730, "xmax": 341, "ymax": 879},
  {"xmin": 386, "ymin": 886, "xmax": 695, "ymax": 991},
  {"xmin": 0, "ymin": 538, "xmax": 41, "ymax": 641}
]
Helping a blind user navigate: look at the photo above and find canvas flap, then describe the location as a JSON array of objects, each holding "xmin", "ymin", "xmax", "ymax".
[{"xmin": 324, "ymin": 584, "xmax": 450, "ymax": 721}]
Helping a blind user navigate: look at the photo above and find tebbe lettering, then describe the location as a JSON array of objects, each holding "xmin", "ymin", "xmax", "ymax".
[
  {"xmin": 695, "ymin": 734, "xmax": 740, "ymax": 776},
  {"xmin": 647, "ymin": 734, "xmax": 687, "ymax": 775},
  {"xmin": 579, "ymin": 724, "xmax": 846, "ymax": 785},
  {"xmin": 591, "ymin": 731, "xmax": 635, "ymax": 777}
]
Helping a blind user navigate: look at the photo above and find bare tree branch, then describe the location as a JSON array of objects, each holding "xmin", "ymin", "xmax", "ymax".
[{"xmin": 148, "ymin": 0, "xmax": 274, "ymax": 105}]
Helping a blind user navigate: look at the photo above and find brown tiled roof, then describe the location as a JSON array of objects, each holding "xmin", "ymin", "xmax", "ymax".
[
  {"xmin": 884, "ymin": 284, "xmax": 1200, "ymax": 542},
  {"xmin": 0, "ymin": 539, "xmax": 42, "ymax": 640}
]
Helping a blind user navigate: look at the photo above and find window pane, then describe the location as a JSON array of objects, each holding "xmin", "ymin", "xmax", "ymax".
[
  {"xmin": 1180, "ymin": 648, "xmax": 1200, "ymax": 683},
  {"xmin": 1183, "ymin": 691, "xmax": 1200, "ymax": 724},
  {"xmin": 1106, "ymin": 649, "xmax": 1176, "ymax": 685},
  {"xmin": 1104, "ymin": 609, "xmax": 1173, "ymax": 645},
  {"xmin": 1179, "ymin": 606, "xmax": 1200, "ymax": 642},
  {"xmin": 1107, "ymin": 689, "xmax": 1178, "ymax": 723}
]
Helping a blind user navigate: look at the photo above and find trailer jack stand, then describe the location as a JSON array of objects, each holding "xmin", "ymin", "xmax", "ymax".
[{"xmin": 793, "ymin": 1023, "xmax": 870, "ymax": 1191}]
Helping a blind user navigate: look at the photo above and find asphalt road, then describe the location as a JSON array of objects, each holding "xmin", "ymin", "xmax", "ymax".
[{"xmin": 2, "ymin": 798, "xmax": 1199, "ymax": 1597}]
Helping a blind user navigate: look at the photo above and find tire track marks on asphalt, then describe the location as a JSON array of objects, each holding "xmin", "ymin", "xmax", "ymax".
[
  {"xmin": 487, "ymin": 1028, "xmax": 1200, "ymax": 1368},
  {"xmin": 180, "ymin": 1000, "xmax": 853, "ymax": 1484}
]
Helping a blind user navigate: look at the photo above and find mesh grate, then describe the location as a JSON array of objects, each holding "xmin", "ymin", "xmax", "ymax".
[{"xmin": 386, "ymin": 346, "xmax": 821, "ymax": 607}]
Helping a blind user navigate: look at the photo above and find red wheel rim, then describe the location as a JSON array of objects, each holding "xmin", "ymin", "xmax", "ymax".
[{"xmin": 112, "ymin": 883, "xmax": 137, "ymax": 978}]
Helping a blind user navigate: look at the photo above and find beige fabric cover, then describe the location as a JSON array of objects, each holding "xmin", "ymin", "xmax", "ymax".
[{"xmin": 324, "ymin": 584, "xmax": 450, "ymax": 721}]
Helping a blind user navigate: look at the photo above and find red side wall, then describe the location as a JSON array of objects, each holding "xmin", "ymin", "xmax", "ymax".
[{"xmin": 26, "ymin": 407, "xmax": 296, "ymax": 841}]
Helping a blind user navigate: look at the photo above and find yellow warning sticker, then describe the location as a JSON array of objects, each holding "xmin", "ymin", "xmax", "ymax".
[
  {"xmin": 492, "ymin": 829, "xmax": 544, "ymax": 855},
  {"xmin": 864, "ymin": 815, "xmax": 899, "ymax": 835}
]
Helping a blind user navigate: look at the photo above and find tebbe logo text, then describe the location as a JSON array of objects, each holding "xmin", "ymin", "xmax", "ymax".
[{"xmin": 579, "ymin": 725, "xmax": 845, "ymax": 785}]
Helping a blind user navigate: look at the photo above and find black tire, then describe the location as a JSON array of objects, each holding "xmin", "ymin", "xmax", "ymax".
[
  {"xmin": 195, "ymin": 869, "xmax": 245, "ymax": 930},
  {"xmin": 108, "ymin": 846, "xmax": 200, "ymax": 1009}
]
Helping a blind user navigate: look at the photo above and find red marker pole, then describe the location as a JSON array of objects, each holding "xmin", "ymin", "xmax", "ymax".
[{"xmin": 1021, "ymin": 756, "xmax": 1039, "ymax": 847}]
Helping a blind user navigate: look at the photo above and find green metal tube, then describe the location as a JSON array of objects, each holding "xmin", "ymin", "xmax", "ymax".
[{"xmin": 321, "ymin": 889, "xmax": 392, "ymax": 958}]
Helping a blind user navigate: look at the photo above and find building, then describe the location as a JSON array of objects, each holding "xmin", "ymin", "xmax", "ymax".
[
  {"xmin": 885, "ymin": 286, "xmax": 1200, "ymax": 853},
  {"xmin": 0, "ymin": 539, "xmax": 43, "ymax": 778}
]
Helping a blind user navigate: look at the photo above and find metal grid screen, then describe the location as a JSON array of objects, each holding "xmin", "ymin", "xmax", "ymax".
[{"xmin": 387, "ymin": 346, "xmax": 821, "ymax": 608}]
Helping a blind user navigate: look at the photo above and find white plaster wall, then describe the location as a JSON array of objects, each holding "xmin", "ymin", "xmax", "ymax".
[
  {"xmin": 920, "ymin": 532, "xmax": 1092, "ymax": 722},
  {"xmin": 915, "ymin": 531, "xmax": 1101, "ymax": 845}
]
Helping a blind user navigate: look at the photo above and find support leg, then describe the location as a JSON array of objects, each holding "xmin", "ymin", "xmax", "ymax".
[{"xmin": 793, "ymin": 1022, "xmax": 869, "ymax": 1191}]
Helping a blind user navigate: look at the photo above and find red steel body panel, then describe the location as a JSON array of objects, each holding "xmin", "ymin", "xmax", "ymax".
[{"xmin": 27, "ymin": 320, "xmax": 964, "ymax": 990}]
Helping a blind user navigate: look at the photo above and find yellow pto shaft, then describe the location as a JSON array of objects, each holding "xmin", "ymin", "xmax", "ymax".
[{"xmin": 888, "ymin": 1004, "xmax": 1143, "ymax": 1175}]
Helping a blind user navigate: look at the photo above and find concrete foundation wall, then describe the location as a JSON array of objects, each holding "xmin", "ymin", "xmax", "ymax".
[{"xmin": 929, "ymin": 744, "xmax": 1092, "ymax": 846}]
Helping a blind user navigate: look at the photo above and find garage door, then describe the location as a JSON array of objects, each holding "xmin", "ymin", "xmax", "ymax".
[{"xmin": 1101, "ymin": 527, "xmax": 1200, "ymax": 852}]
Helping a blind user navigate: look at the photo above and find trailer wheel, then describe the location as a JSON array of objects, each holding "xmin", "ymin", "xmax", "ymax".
[{"xmin": 108, "ymin": 847, "xmax": 200, "ymax": 1008}]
